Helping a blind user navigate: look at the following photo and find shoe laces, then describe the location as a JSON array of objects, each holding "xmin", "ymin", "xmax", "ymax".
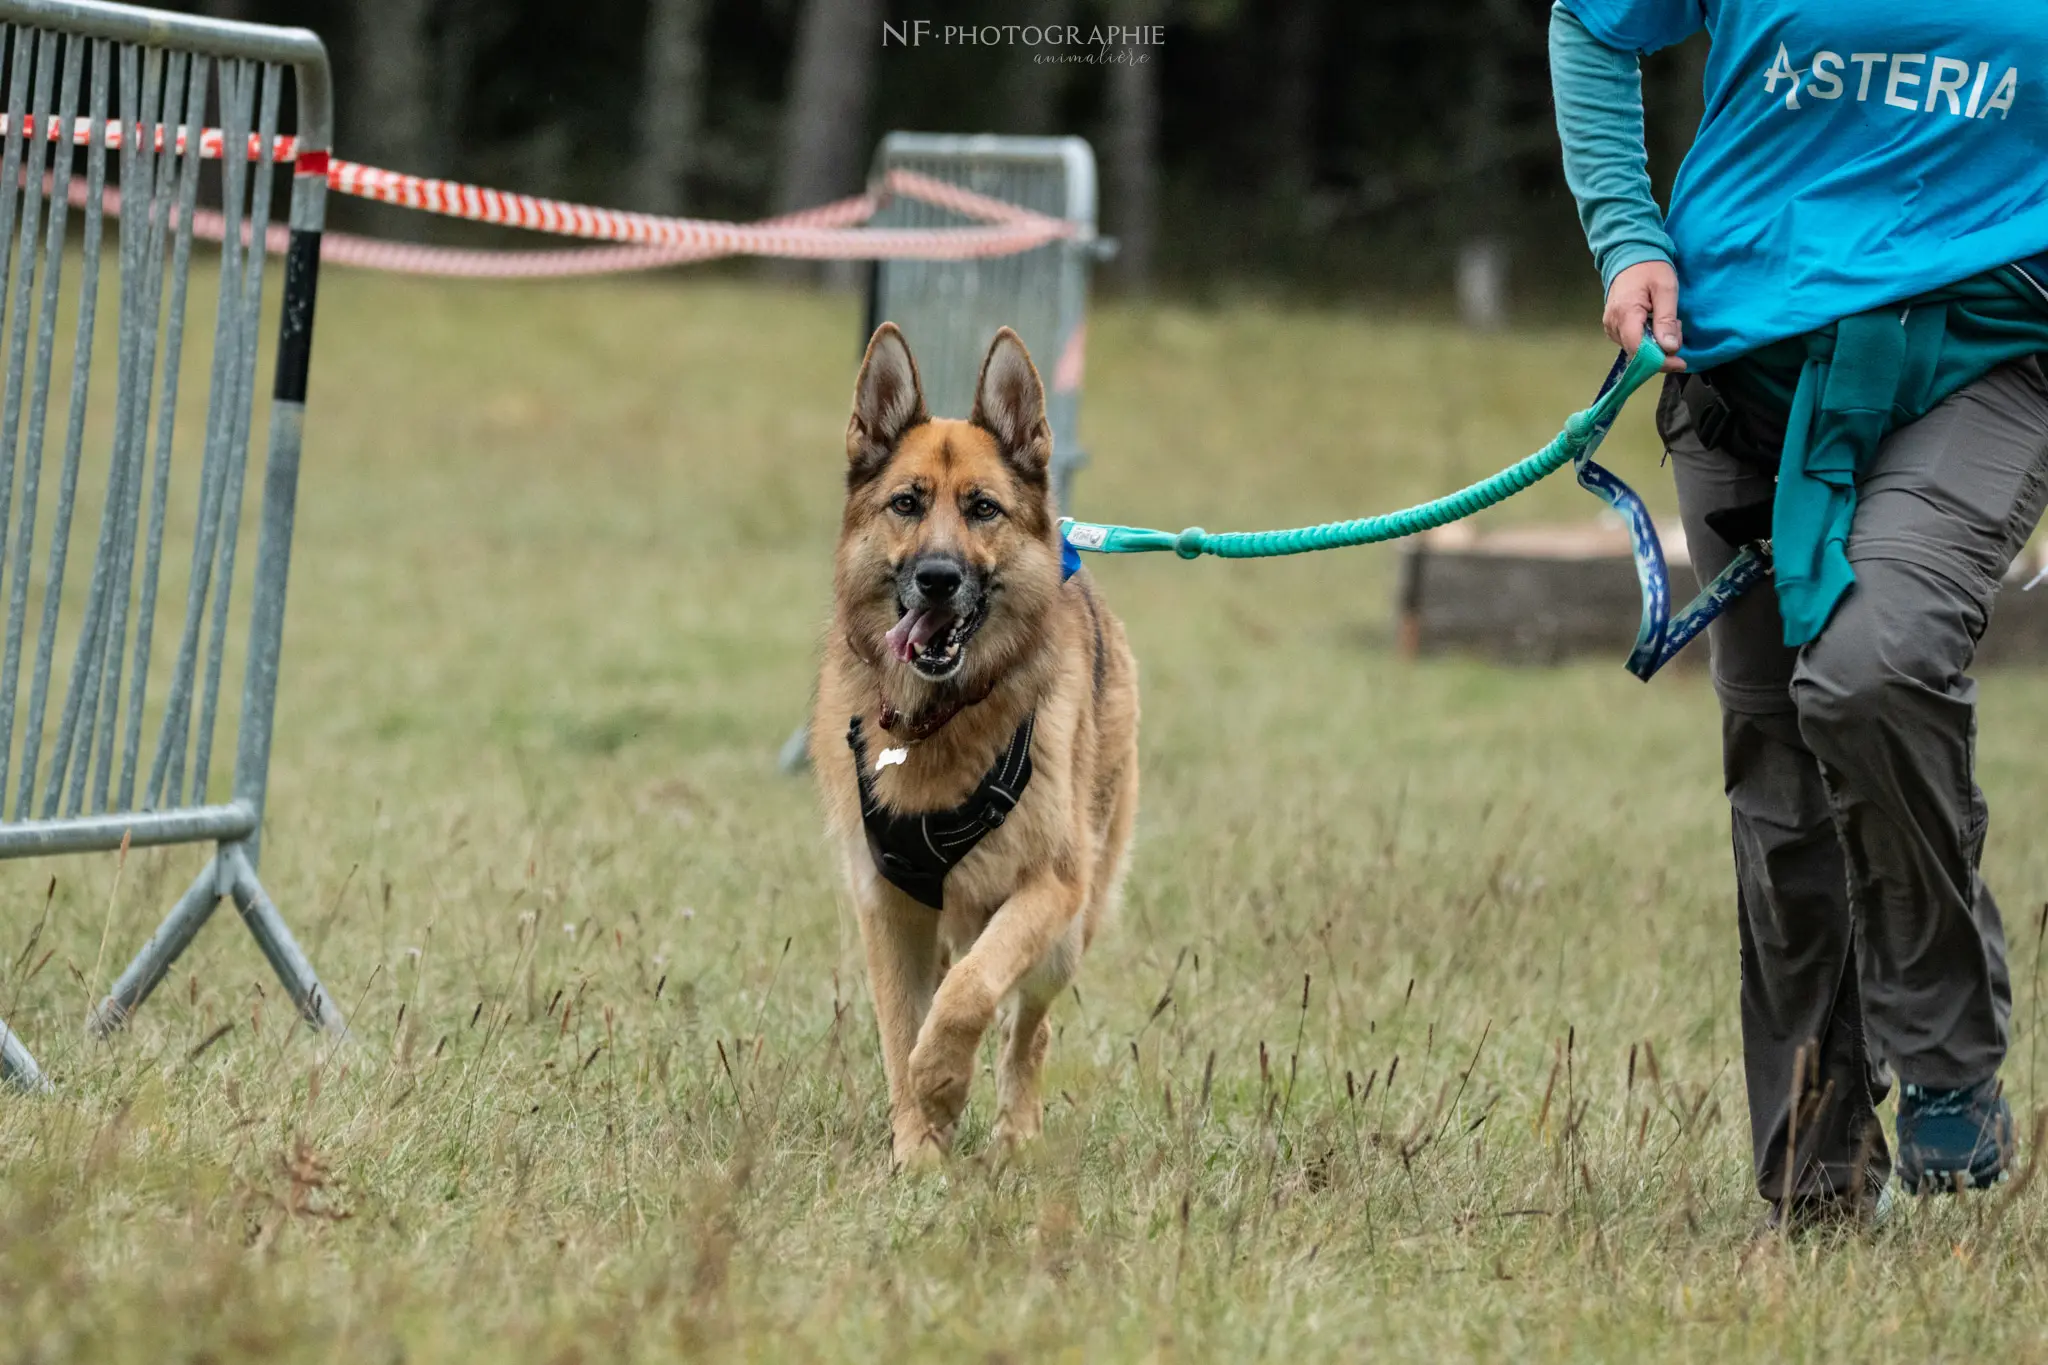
[{"xmin": 1901, "ymin": 1082, "xmax": 1985, "ymax": 1119}]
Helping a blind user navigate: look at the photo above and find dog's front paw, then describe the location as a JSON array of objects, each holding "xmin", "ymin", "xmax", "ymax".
[
  {"xmin": 909, "ymin": 1020, "xmax": 979, "ymax": 1136},
  {"xmin": 891, "ymin": 1124, "xmax": 948, "ymax": 1175},
  {"xmin": 990, "ymin": 1101, "xmax": 1042, "ymax": 1152}
]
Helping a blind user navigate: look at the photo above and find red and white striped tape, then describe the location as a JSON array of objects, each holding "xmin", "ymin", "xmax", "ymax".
[
  {"xmin": 0, "ymin": 113, "xmax": 298, "ymax": 161},
  {"xmin": 8, "ymin": 116, "xmax": 1078, "ymax": 274},
  {"xmin": 327, "ymin": 161, "xmax": 1071, "ymax": 261},
  {"xmin": 309, "ymin": 186, "xmax": 893, "ymax": 278},
  {"xmin": 64, "ymin": 175, "xmax": 886, "ymax": 277}
]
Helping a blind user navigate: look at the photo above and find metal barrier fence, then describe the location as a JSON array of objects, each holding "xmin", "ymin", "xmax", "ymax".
[
  {"xmin": 0, "ymin": 0, "xmax": 337, "ymax": 1090},
  {"xmin": 864, "ymin": 133, "xmax": 1107, "ymax": 511}
]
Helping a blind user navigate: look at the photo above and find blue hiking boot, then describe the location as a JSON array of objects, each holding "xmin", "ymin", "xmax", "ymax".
[{"xmin": 1895, "ymin": 1078, "xmax": 2014, "ymax": 1193}]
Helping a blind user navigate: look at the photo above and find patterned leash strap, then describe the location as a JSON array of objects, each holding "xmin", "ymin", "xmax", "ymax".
[
  {"xmin": 1059, "ymin": 341, "xmax": 1775, "ymax": 680},
  {"xmin": 1572, "ymin": 350, "xmax": 1772, "ymax": 679}
]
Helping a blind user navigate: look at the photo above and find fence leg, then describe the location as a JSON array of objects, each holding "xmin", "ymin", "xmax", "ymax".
[
  {"xmin": 87, "ymin": 854, "xmax": 225, "ymax": 1036},
  {"xmin": 89, "ymin": 844, "xmax": 345, "ymax": 1040},
  {"xmin": 777, "ymin": 722, "xmax": 811, "ymax": 775},
  {"xmin": 223, "ymin": 844, "xmax": 344, "ymax": 1035},
  {"xmin": 2, "ymin": 1014, "xmax": 49, "ymax": 1091},
  {"xmin": 1052, "ymin": 449, "xmax": 1086, "ymax": 517}
]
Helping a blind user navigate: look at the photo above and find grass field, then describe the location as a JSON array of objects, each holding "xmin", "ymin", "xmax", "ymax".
[{"xmin": 5, "ymin": 273, "xmax": 2048, "ymax": 1362}]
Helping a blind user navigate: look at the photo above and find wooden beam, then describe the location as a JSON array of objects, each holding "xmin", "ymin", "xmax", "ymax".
[{"xmin": 1397, "ymin": 523, "xmax": 2048, "ymax": 668}]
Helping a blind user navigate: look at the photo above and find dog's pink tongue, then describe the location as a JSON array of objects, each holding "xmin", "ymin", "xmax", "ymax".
[{"xmin": 885, "ymin": 608, "xmax": 945, "ymax": 663}]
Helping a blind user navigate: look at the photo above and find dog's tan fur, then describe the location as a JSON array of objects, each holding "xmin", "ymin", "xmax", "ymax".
[{"xmin": 811, "ymin": 324, "xmax": 1139, "ymax": 1168}]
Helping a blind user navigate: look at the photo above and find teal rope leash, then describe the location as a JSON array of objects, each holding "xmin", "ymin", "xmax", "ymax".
[
  {"xmin": 1057, "ymin": 339, "xmax": 1774, "ymax": 679},
  {"xmin": 1058, "ymin": 339, "xmax": 1669, "ymax": 561}
]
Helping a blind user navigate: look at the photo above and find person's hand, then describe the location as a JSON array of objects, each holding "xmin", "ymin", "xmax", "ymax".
[{"xmin": 1603, "ymin": 259, "xmax": 1687, "ymax": 372}]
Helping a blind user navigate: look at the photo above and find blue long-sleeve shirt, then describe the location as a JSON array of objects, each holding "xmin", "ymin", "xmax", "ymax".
[
  {"xmin": 1549, "ymin": 4, "xmax": 1675, "ymax": 293},
  {"xmin": 1549, "ymin": 0, "xmax": 2048, "ymax": 364},
  {"xmin": 1550, "ymin": 0, "xmax": 2048, "ymax": 646}
]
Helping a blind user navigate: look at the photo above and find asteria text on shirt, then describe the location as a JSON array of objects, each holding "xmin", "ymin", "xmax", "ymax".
[{"xmin": 1764, "ymin": 47, "xmax": 2017, "ymax": 117}]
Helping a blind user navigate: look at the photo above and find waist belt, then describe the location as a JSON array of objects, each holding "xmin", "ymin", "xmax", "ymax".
[
  {"xmin": 1689, "ymin": 371, "xmax": 1787, "ymax": 472},
  {"xmin": 846, "ymin": 712, "xmax": 1036, "ymax": 910}
]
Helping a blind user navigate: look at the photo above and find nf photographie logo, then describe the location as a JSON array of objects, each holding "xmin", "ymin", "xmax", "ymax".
[{"xmin": 883, "ymin": 21, "xmax": 1165, "ymax": 64}]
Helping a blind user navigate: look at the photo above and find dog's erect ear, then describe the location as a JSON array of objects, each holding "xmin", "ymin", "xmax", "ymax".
[
  {"xmin": 969, "ymin": 327, "xmax": 1050, "ymax": 483},
  {"xmin": 847, "ymin": 323, "xmax": 928, "ymax": 485}
]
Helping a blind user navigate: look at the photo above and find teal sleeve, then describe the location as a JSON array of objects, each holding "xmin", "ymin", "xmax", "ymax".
[
  {"xmin": 1558, "ymin": 0, "xmax": 1704, "ymax": 54},
  {"xmin": 1549, "ymin": 2, "xmax": 1675, "ymax": 292}
]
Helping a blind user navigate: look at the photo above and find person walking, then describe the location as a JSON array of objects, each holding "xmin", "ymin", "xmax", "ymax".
[{"xmin": 1550, "ymin": 0, "xmax": 2048, "ymax": 1225}]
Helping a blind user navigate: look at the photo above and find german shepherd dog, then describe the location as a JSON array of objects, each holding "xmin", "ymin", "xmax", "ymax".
[{"xmin": 812, "ymin": 324, "xmax": 1139, "ymax": 1169}]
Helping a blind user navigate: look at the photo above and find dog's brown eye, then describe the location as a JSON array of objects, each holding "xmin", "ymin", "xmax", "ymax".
[
  {"xmin": 969, "ymin": 498, "xmax": 1002, "ymax": 523},
  {"xmin": 890, "ymin": 493, "xmax": 920, "ymax": 517}
]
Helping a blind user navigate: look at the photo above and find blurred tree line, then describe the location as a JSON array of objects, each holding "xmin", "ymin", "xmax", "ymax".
[{"xmin": 174, "ymin": 0, "xmax": 1704, "ymax": 315}]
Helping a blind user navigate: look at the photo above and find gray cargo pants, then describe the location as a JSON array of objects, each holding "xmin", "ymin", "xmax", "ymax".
[{"xmin": 1661, "ymin": 359, "xmax": 2048, "ymax": 1206}]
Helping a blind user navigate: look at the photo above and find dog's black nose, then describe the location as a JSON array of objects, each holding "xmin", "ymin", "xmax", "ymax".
[{"xmin": 914, "ymin": 560, "xmax": 964, "ymax": 601}]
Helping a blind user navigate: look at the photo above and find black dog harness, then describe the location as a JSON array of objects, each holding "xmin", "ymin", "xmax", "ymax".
[{"xmin": 845, "ymin": 712, "xmax": 1036, "ymax": 909}]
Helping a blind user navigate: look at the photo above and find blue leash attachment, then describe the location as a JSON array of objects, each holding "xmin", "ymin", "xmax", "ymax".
[{"xmin": 1572, "ymin": 350, "xmax": 1771, "ymax": 679}]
